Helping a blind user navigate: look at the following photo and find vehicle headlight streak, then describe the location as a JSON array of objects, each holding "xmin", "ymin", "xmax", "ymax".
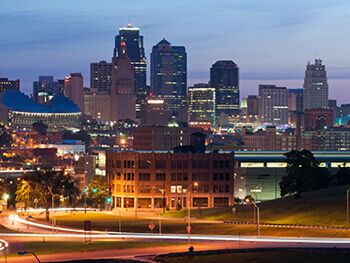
[
  {"xmin": 7, "ymin": 215, "xmax": 350, "ymax": 244},
  {"xmin": 0, "ymin": 239, "xmax": 9, "ymax": 251}
]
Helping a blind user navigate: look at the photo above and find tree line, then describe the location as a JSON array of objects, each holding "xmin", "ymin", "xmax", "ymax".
[{"xmin": 280, "ymin": 150, "xmax": 350, "ymax": 198}]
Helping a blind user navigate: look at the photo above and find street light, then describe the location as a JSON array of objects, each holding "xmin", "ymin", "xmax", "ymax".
[
  {"xmin": 45, "ymin": 186, "xmax": 54, "ymax": 233},
  {"xmin": 18, "ymin": 251, "xmax": 41, "ymax": 262},
  {"xmin": 153, "ymin": 186, "xmax": 163, "ymax": 235},
  {"xmin": 84, "ymin": 188, "xmax": 87, "ymax": 214},
  {"xmin": 187, "ymin": 182, "xmax": 198, "ymax": 244},
  {"xmin": 347, "ymin": 188, "xmax": 350, "ymax": 229},
  {"xmin": 135, "ymin": 182, "xmax": 147, "ymax": 218},
  {"xmin": 245, "ymin": 197, "xmax": 260, "ymax": 237},
  {"xmin": 3, "ymin": 194, "xmax": 9, "ymax": 211},
  {"xmin": 245, "ymin": 183, "xmax": 265, "ymax": 224}
]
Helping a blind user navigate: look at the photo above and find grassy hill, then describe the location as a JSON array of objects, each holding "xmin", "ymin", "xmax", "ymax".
[{"xmin": 164, "ymin": 185, "xmax": 350, "ymax": 227}]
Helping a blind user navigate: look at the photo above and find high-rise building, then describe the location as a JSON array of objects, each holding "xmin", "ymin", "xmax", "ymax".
[
  {"xmin": 288, "ymin": 89, "xmax": 303, "ymax": 112},
  {"xmin": 151, "ymin": 37, "xmax": 187, "ymax": 120},
  {"xmin": 140, "ymin": 97, "xmax": 169, "ymax": 126},
  {"xmin": 111, "ymin": 42, "xmax": 136, "ymax": 122},
  {"xmin": 247, "ymin": 95, "xmax": 259, "ymax": 116},
  {"xmin": 90, "ymin": 60, "xmax": 112, "ymax": 93},
  {"xmin": 210, "ymin": 60, "xmax": 239, "ymax": 121},
  {"xmin": 64, "ymin": 73, "xmax": 84, "ymax": 112},
  {"xmin": 0, "ymin": 78, "xmax": 19, "ymax": 94},
  {"xmin": 114, "ymin": 23, "xmax": 147, "ymax": 118},
  {"xmin": 33, "ymin": 76, "xmax": 60, "ymax": 103},
  {"xmin": 303, "ymin": 58, "xmax": 328, "ymax": 111},
  {"xmin": 84, "ymin": 88, "xmax": 111, "ymax": 121},
  {"xmin": 188, "ymin": 83, "xmax": 215, "ymax": 124},
  {"xmin": 258, "ymin": 85, "xmax": 289, "ymax": 125}
]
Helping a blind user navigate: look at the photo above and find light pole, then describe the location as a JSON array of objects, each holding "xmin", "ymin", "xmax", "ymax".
[
  {"xmin": 187, "ymin": 182, "xmax": 198, "ymax": 244},
  {"xmin": 347, "ymin": 188, "xmax": 350, "ymax": 229},
  {"xmin": 18, "ymin": 251, "xmax": 41, "ymax": 262},
  {"xmin": 245, "ymin": 197, "xmax": 260, "ymax": 237},
  {"xmin": 84, "ymin": 188, "xmax": 87, "ymax": 214},
  {"xmin": 135, "ymin": 182, "xmax": 146, "ymax": 218},
  {"xmin": 26, "ymin": 181, "xmax": 30, "ymax": 216},
  {"xmin": 45, "ymin": 186, "xmax": 54, "ymax": 233},
  {"xmin": 245, "ymin": 185, "xmax": 257, "ymax": 224},
  {"xmin": 153, "ymin": 186, "xmax": 163, "ymax": 235}
]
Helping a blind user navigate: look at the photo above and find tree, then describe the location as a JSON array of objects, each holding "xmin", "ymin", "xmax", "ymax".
[
  {"xmin": 280, "ymin": 150, "xmax": 321, "ymax": 198},
  {"xmin": 0, "ymin": 132, "xmax": 12, "ymax": 147},
  {"xmin": 0, "ymin": 177, "xmax": 18, "ymax": 208},
  {"xmin": 333, "ymin": 167, "xmax": 350, "ymax": 186},
  {"xmin": 63, "ymin": 130, "xmax": 91, "ymax": 147},
  {"xmin": 87, "ymin": 176, "xmax": 109, "ymax": 208},
  {"xmin": 32, "ymin": 121, "xmax": 48, "ymax": 135},
  {"xmin": 17, "ymin": 168, "xmax": 80, "ymax": 221}
]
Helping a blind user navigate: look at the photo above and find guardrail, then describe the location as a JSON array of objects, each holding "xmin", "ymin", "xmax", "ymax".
[{"xmin": 223, "ymin": 220, "xmax": 348, "ymax": 230}]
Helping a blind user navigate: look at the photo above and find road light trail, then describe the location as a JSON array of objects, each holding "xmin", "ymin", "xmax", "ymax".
[
  {"xmin": 0, "ymin": 232, "xmax": 350, "ymax": 245},
  {"xmin": 0, "ymin": 239, "xmax": 9, "ymax": 251},
  {"xmin": 6, "ymin": 215, "xmax": 350, "ymax": 245}
]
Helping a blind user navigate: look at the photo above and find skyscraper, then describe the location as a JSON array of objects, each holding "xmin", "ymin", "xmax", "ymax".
[
  {"xmin": 151, "ymin": 37, "xmax": 187, "ymax": 120},
  {"xmin": 33, "ymin": 76, "xmax": 60, "ymax": 103},
  {"xmin": 303, "ymin": 58, "xmax": 328, "ymax": 111},
  {"xmin": 111, "ymin": 42, "xmax": 136, "ymax": 122},
  {"xmin": 114, "ymin": 23, "xmax": 147, "ymax": 117},
  {"xmin": 210, "ymin": 60, "xmax": 239, "ymax": 121},
  {"xmin": 90, "ymin": 60, "xmax": 112, "ymax": 93},
  {"xmin": 188, "ymin": 83, "xmax": 215, "ymax": 124},
  {"xmin": 64, "ymin": 73, "xmax": 84, "ymax": 112},
  {"xmin": 258, "ymin": 84, "xmax": 289, "ymax": 125},
  {"xmin": 288, "ymin": 89, "xmax": 303, "ymax": 112}
]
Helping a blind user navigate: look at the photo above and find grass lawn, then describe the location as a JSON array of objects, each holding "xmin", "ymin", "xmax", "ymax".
[
  {"xmin": 163, "ymin": 186, "xmax": 350, "ymax": 227},
  {"xmin": 155, "ymin": 251, "xmax": 350, "ymax": 263}
]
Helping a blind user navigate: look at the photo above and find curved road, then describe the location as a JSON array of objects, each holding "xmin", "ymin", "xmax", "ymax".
[{"xmin": 1, "ymin": 215, "xmax": 350, "ymax": 262}]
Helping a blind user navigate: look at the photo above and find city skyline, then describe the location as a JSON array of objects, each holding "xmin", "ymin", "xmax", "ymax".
[{"xmin": 1, "ymin": 0, "xmax": 350, "ymax": 103}]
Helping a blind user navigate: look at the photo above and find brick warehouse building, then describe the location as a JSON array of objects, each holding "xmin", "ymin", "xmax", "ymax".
[{"xmin": 106, "ymin": 149, "xmax": 235, "ymax": 210}]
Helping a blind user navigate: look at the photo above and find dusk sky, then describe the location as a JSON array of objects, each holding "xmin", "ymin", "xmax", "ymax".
[{"xmin": 1, "ymin": 0, "xmax": 350, "ymax": 104}]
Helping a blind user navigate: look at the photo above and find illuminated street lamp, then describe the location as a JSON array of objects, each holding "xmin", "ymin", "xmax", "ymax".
[
  {"xmin": 187, "ymin": 182, "xmax": 198, "ymax": 244},
  {"xmin": 245, "ymin": 197, "xmax": 260, "ymax": 237},
  {"xmin": 4, "ymin": 194, "xmax": 9, "ymax": 210}
]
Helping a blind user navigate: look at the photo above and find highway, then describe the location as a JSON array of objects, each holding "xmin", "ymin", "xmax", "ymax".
[{"xmin": 1, "ymin": 214, "xmax": 350, "ymax": 262}]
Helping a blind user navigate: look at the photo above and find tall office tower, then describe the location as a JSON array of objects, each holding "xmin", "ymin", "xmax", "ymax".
[
  {"xmin": 151, "ymin": 37, "xmax": 187, "ymax": 120},
  {"xmin": 288, "ymin": 89, "xmax": 303, "ymax": 112},
  {"xmin": 247, "ymin": 95, "xmax": 259, "ymax": 116},
  {"xmin": 114, "ymin": 23, "xmax": 147, "ymax": 118},
  {"xmin": 90, "ymin": 60, "xmax": 112, "ymax": 93},
  {"xmin": 140, "ymin": 97, "xmax": 169, "ymax": 126},
  {"xmin": 58, "ymin": 79, "xmax": 65, "ymax": 95},
  {"xmin": 84, "ymin": 88, "xmax": 111, "ymax": 121},
  {"xmin": 188, "ymin": 83, "xmax": 215, "ymax": 124},
  {"xmin": 33, "ymin": 76, "xmax": 60, "ymax": 103},
  {"xmin": 64, "ymin": 73, "xmax": 84, "ymax": 112},
  {"xmin": 111, "ymin": 42, "xmax": 136, "ymax": 122},
  {"xmin": 210, "ymin": 60, "xmax": 239, "ymax": 122},
  {"xmin": 303, "ymin": 58, "xmax": 329, "ymax": 111},
  {"xmin": 258, "ymin": 85, "xmax": 289, "ymax": 125},
  {"xmin": 0, "ymin": 78, "xmax": 19, "ymax": 94}
]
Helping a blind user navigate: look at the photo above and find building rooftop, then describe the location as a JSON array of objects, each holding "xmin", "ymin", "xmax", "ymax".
[{"xmin": 1, "ymin": 90, "xmax": 81, "ymax": 113}]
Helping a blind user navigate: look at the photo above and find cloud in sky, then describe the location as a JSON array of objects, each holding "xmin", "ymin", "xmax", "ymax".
[{"xmin": 1, "ymin": 0, "xmax": 350, "ymax": 103}]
